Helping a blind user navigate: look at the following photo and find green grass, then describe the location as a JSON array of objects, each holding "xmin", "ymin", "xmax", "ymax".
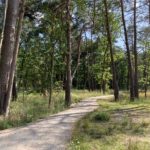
[
  {"xmin": 69, "ymin": 95, "xmax": 150, "ymax": 150},
  {"xmin": 0, "ymin": 90, "xmax": 101, "ymax": 130},
  {"xmin": 92, "ymin": 112, "xmax": 110, "ymax": 122}
]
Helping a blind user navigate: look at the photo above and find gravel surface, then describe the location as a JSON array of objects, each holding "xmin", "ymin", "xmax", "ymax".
[{"xmin": 0, "ymin": 95, "xmax": 112, "ymax": 150}]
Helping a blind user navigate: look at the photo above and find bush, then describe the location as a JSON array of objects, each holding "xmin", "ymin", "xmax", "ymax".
[{"xmin": 92, "ymin": 112, "xmax": 110, "ymax": 122}]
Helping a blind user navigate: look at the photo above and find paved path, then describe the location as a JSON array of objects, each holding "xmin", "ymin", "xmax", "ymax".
[{"xmin": 0, "ymin": 95, "xmax": 112, "ymax": 150}]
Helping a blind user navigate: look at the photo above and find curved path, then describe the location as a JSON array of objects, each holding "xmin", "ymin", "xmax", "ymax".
[{"xmin": 0, "ymin": 95, "xmax": 112, "ymax": 150}]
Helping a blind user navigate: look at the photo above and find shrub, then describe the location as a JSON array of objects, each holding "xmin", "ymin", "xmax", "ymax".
[{"xmin": 93, "ymin": 112, "xmax": 110, "ymax": 122}]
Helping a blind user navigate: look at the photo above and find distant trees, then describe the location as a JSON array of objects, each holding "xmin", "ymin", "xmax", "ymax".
[
  {"xmin": 119, "ymin": 0, "xmax": 150, "ymax": 101},
  {"xmin": 139, "ymin": 27, "xmax": 150, "ymax": 98},
  {"xmin": 0, "ymin": 0, "xmax": 149, "ymax": 116},
  {"xmin": 16, "ymin": 0, "xmax": 150, "ymax": 102}
]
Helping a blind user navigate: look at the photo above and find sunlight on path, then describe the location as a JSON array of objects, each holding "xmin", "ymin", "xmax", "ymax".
[{"xmin": 0, "ymin": 95, "xmax": 113, "ymax": 150}]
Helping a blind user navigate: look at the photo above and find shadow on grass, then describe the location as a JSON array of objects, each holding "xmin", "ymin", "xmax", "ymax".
[{"xmin": 73, "ymin": 103, "xmax": 150, "ymax": 140}]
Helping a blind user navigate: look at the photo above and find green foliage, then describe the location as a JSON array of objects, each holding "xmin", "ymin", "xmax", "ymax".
[{"xmin": 15, "ymin": 0, "xmax": 126, "ymax": 95}]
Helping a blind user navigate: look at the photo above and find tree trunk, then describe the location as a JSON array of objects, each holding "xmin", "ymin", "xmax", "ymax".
[
  {"xmin": 120, "ymin": 0, "xmax": 135, "ymax": 101},
  {"xmin": 104, "ymin": 0, "xmax": 119, "ymax": 101},
  {"xmin": 12, "ymin": 76, "xmax": 18, "ymax": 101},
  {"xmin": 133, "ymin": 0, "xmax": 139, "ymax": 99},
  {"xmin": 0, "ymin": 0, "xmax": 20, "ymax": 115},
  {"xmin": 0, "ymin": 0, "xmax": 8, "ymax": 51},
  {"xmin": 127, "ymin": 69, "xmax": 129, "ymax": 90},
  {"xmin": 143, "ymin": 65, "xmax": 147, "ymax": 98},
  {"xmin": 48, "ymin": 46, "xmax": 55, "ymax": 108},
  {"xmin": 65, "ymin": 0, "xmax": 72, "ymax": 107},
  {"xmin": 149, "ymin": 0, "xmax": 150, "ymax": 24},
  {"xmin": 5, "ymin": 0, "xmax": 25, "ymax": 116},
  {"xmin": 143, "ymin": 51, "xmax": 148, "ymax": 98},
  {"xmin": 72, "ymin": 26, "xmax": 84, "ymax": 80},
  {"xmin": 101, "ymin": 46, "xmax": 107, "ymax": 94}
]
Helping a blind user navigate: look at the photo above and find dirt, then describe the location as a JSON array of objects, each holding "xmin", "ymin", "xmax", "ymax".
[{"xmin": 0, "ymin": 95, "xmax": 113, "ymax": 150}]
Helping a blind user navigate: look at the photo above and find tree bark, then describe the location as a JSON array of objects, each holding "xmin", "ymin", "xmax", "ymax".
[
  {"xmin": 12, "ymin": 76, "xmax": 18, "ymax": 101},
  {"xmin": 65, "ymin": 0, "xmax": 72, "ymax": 107},
  {"xmin": 5, "ymin": 0, "xmax": 25, "ymax": 116},
  {"xmin": 72, "ymin": 26, "xmax": 84, "ymax": 81},
  {"xmin": 104, "ymin": 0, "xmax": 119, "ymax": 101},
  {"xmin": 48, "ymin": 45, "xmax": 55, "ymax": 108},
  {"xmin": 149, "ymin": 0, "xmax": 150, "ymax": 24},
  {"xmin": 143, "ymin": 61, "xmax": 147, "ymax": 98},
  {"xmin": 0, "ymin": 0, "xmax": 20, "ymax": 115},
  {"xmin": 133, "ymin": 0, "xmax": 139, "ymax": 98},
  {"xmin": 120, "ymin": 0, "xmax": 135, "ymax": 101},
  {"xmin": 0, "ymin": 0, "xmax": 8, "ymax": 51}
]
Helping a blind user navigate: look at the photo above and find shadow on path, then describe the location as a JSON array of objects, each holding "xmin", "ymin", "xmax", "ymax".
[{"xmin": 0, "ymin": 95, "xmax": 113, "ymax": 150}]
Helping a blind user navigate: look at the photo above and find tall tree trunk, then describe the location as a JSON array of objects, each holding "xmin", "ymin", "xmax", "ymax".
[
  {"xmin": 48, "ymin": 46, "xmax": 55, "ymax": 108},
  {"xmin": 0, "ymin": 0, "xmax": 8, "ymax": 51},
  {"xmin": 72, "ymin": 26, "xmax": 84, "ymax": 80},
  {"xmin": 149, "ymin": 0, "xmax": 150, "ymax": 24},
  {"xmin": 127, "ymin": 69, "xmax": 129, "ymax": 90},
  {"xmin": 133, "ymin": 0, "xmax": 139, "ymax": 98},
  {"xmin": 104, "ymin": 0, "xmax": 119, "ymax": 101},
  {"xmin": 65, "ymin": 0, "xmax": 72, "ymax": 107},
  {"xmin": 12, "ymin": 76, "xmax": 18, "ymax": 101},
  {"xmin": 101, "ymin": 47, "xmax": 107, "ymax": 94},
  {"xmin": 5, "ymin": 0, "xmax": 25, "ymax": 117},
  {"xmin": 0, "ymin": 0, "xmax": 19, "ymax": 115},
  {"xmin": 5, "ymin": 0, "xmax": 25, "ymax": 116},
  {"xmin": 143, "ymin": 51, "xmax": 148, "ymax": 98},
  {"xmin": 120, "ymin": 0, "xmax": 135, "ymax": 101}
]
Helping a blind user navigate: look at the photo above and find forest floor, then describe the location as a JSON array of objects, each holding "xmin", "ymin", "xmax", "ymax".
[
  {"xmin": 69, "ymin": 94, "xmax": 150, "ymax": 150},
  {"xmin": 0, "ymin": 90, "xmax": 101, "ymax": 130},
  {"xmin": 0, "ymin": 95, "xmax": 112, "ymax": 150}
]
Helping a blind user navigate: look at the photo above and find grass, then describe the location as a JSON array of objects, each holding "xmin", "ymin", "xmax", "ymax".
[
  {"xmin": 69, "ymin": 93, "xmax": 150, "ymax": 150},
  {"xmin": 0, "ymin": 89, "xmax": 101, "ymax": 130},
  {"xmin": 92, "ymin": 112, "xmax": 110, "ymax": 122}
]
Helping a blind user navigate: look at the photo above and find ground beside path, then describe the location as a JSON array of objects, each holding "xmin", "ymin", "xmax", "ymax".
[{"xmin": 0, "ymin": 95, "xmax": 113, "ymax": 150}]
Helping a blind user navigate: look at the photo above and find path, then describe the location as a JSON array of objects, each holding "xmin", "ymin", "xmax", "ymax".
[{"xmin": 0, "ymin": 95, "xmax": 113, "ymax": 150}]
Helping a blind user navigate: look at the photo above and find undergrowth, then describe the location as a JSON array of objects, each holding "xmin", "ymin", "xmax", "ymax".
[
  {"xmin": 69, "ymin": 94, "xmax": 150, "ymax": 150},
  {"xmin": 0, "ymin": 90, "xmax": 100, "ymax": 130}
]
